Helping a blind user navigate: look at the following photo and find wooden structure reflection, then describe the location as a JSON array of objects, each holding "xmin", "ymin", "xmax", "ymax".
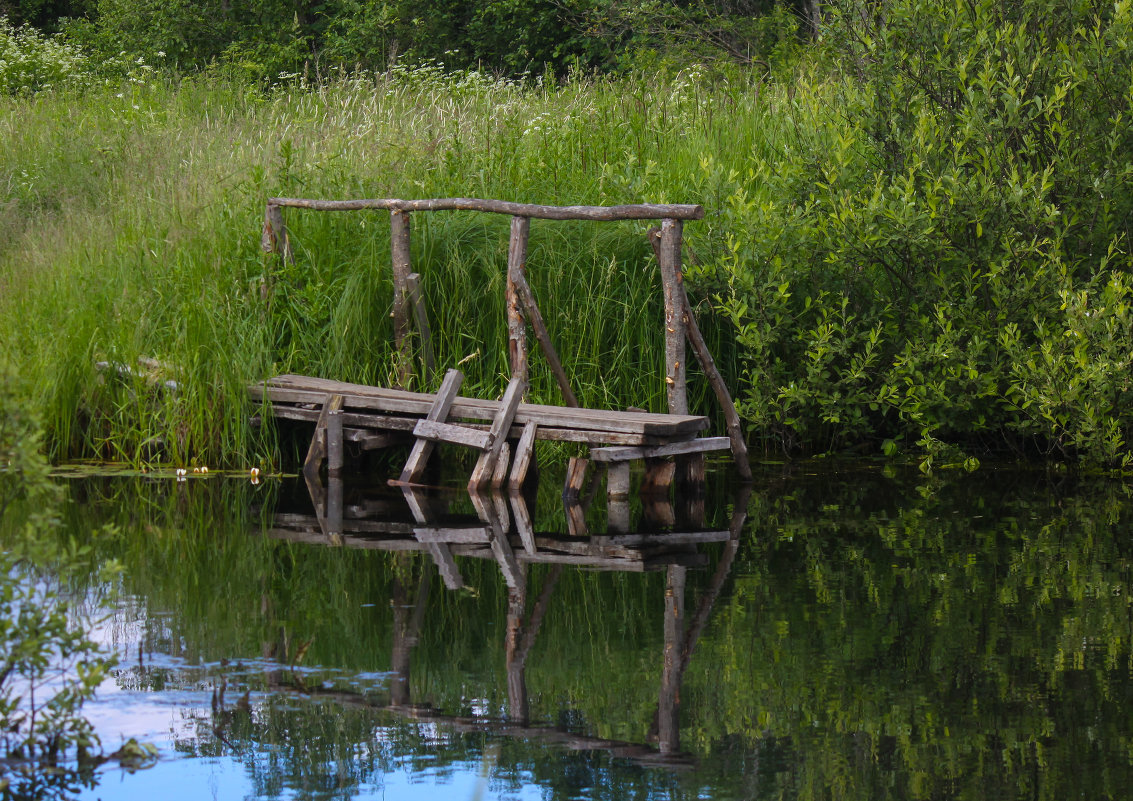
[{"xmin": 262, "ymin": 472, "xmax": 750, "ymax": 767}]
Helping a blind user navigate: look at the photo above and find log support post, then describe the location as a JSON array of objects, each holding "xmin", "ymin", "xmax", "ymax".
[
  {"xmin": 390, "ymin": 209, "xmax": 413, "ymax": 387},
  {"xmin": 657, "ymin": 219, "xmax": 688, "ymax": 416},
  {"xmin": 262, "ymin": 203, "xmax": 294, "ymax": 264},
  {"xmin": 507, "ymin": 216, "xmax": 531, "ymax": 389}
]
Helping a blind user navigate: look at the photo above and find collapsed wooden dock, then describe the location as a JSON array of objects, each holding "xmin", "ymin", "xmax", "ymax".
[{"xmin": 256, "ymin": 196, "xmax": 751, "ymax": 495}]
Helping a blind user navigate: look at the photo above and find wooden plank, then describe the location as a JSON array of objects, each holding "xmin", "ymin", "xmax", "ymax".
[
  {"xmin": 508, "ymin": 493, "xmax": 537, "ymax": 555},
  {"xmin": 269, "ymin": 196, "xmax": 705, "ymax": 221},
  {"xmin": 265, "ymin": 530, "xmax": 425, "ymax": 551},
  {"xmin": 608, "ymin": 495, "xmax": 631, "ymax": 534},
  {"xmin": 507, "ymin": 216, "xmax": 530, "ymax": 387},
  {"xmin": 508, "ymin": 422, "xmax": 538, "ymax": 492},
  {"xmin": 390, "ymin": 209, "xmax": 413, "ymax": 387},
  {"xmin": 268, "ymin": 403, "xmax": 664, "ymax": 445},
  {"xmin": 253, "ymin": 376, "xmax": 709, "ymax": 438},
  {"xmin": 412, "ymin": 419, "xmax": 493, "ymax": 450},
  {"xmin": 594, "ymin": 531, "xmax": 730, "ymax": 547},
  {"xmin": 266, "ymin": 405, "xmax": 419, "ymax": 431},
  {"xmin": 302, "ymin": 395, "xmax": 332, "ymax": 478},
  {"xmin": 562, "ymin": 457, "xmax": 589, "ymax": 502},
  {"xmin": 414, "ymin": 526, "xmax": 491, "ymax": 543},
  {"xmin": 399, "ymin": 484, "xmax": 434, "ymax": 526},
  {"xmin": 406, "ymin": 272, "xmax": 435, "ymax": 384},
  {"xmin": 565, "ymin": 499, "xmax": 588, "ymax": 537},
  {"xmin": 425, "ymin": 542, "xmax": 465, "ymax": 590},
  {"xmin": 271, "ymin": 515, "xmax": 416, "ymax": 536},
  {"xmin": 591, "ymin": 437, "xmax": 731, "ymax": 463},
  {"xmin": 491, "ymin": 442, "xmax": 512, "ymax": 490},
  {"xmin": 400, "ymin": 369, "xmax": 464, "ymax": 484},
  {"xmin": 468, "ymin": 378, "xmax": 525, "ymax": 491}
]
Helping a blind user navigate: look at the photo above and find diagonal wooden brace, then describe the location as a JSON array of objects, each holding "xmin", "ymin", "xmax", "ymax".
[
  {"xmin": 399, "ymin": 369, "xmax": 465, "ymax": 485},
  {"xmin": 468, "ymin": 378, "xmax": 526, "ymax": 491}
]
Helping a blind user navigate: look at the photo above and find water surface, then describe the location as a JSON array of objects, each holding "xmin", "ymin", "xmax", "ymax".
[{"xmin": 29, "ymin": 462, "xmax": 1133, "ymax": 799}]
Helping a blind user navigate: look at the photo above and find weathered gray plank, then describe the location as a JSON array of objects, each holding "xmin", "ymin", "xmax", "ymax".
[
  {"xmin": 412, "ymin": 419, "xmax": 492, "ymax": 450},
  {"xmin": 491, "ymin": 442, "xmax": 512, "ymax": 489},
  {"xmin": 508, "ymin": 422, "xmax": 538, "ymax": 492},
  {"xmin": 468, "ymin": 378, "xmax": 525, "ymax": 491},
  {"xmin": 591, "ymin": 437, "xmax": 731, "ymax": 463},
  {"xmin": 508, "ymin": 492, "xmax": 537, "ymax": 555},
  {"xmin": 562, "ymin": 457, "xmax": 589, "ymax": 502},
  {"xmin": 400, "ymin": 369, "xmax": 465, "ymax": 484},
  {"xmin": 390, "ymin": 209, "xmax": 413, "ymax": 387},
  {"xmin": 268, "ymin": 402, "xmax": 664, "ymax": 445},
  {"xmin": 253, "ymin": 375, "xmax": 708, "ymax": 438},
  {"xmin": 414, "ymin": 526, "xmax": 491, "ymax": 543}
]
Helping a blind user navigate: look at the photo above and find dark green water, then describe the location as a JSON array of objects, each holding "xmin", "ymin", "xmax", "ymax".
[{"xmin": 31, "ymin": 462, "xmax": 1133, "ymax": 799}]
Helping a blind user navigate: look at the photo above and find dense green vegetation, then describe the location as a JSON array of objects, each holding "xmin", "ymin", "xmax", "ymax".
[
  {"xmin": 1, "ymin": 0, "xmax": 1131, "ymax": 466},
  {"xmin": 43, "ymin": 467, "xmax": 1133, "ymax": 800},
  {"xmin": 0, "ymin": 368, "xmax": 121, "ymax": 795}
]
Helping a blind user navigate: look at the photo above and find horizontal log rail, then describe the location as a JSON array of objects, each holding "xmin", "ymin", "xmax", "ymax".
[{"xmin": 267, "ymin": 196, "xmax": 705, "ymax": 221}]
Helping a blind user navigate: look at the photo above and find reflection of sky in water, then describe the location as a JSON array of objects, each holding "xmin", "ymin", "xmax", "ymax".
[
  {"xmin": 75, "ymin": 596, "xmax": 547, "ymax": 801},
  {"xmin": 85, "ymin": 755, "xmax": 544, "ymax": 801}
]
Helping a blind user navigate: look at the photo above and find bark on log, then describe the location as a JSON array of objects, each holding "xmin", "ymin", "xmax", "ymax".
[{"xmin": 269, "ymin": 197, "xmax": 704, "ymax": 221}]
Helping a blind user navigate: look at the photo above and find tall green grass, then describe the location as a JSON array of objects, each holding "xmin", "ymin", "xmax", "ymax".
[{"xmin": 0, "ymin": 64, "xmax": 808, "ymax": 466}]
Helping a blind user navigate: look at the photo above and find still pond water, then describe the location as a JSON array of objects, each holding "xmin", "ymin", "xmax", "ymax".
[{"xmin": 35, "ymin": 462, "xmax": 1133, "ymax": 799}]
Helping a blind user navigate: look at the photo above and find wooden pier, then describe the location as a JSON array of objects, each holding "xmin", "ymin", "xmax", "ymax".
[{"xmin": 257, "ymin": 196, "xmax": 751, "ymax": 494}]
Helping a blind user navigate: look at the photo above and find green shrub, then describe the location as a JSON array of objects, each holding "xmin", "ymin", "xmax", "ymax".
[
  {"xmin": 709, "ymin": 0, "xmax": 1133, "ymax": 463},
  {"xmin": 0, "ymin": 15, "xmax": 87, "ymax": 93},
  {"xmin": 0, "ymin": 365, "xmax": 119, "ymax": 789}
]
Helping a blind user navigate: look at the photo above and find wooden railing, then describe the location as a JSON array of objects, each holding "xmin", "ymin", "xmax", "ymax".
[{"xmin": 261, "ymin": 197, "xmax": 750, "ymax": 479}]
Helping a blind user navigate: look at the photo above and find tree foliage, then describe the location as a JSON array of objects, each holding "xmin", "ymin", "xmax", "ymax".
[
  {"xmin": 710, "ymin": 0, "xmax": 1133, "ymax": 461},
  {"xmin": 0, "ymin": 368, "xmax": 119, "ymax": 795}
]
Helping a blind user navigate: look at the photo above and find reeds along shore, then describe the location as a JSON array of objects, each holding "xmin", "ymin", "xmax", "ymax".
[
  {"xmin": 6, "ymin": 1, "xmax": 1133, "ymax": 468},
  {"xmin": 0, "ymin": 66, "xmax": 776, "ymax": 467}
]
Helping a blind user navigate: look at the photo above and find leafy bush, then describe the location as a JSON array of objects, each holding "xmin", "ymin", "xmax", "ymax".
[
  {"xmin": 709, "ymin": 0, "xmax": 1133, "ymax": 463},
  {"xmin": 0, "ymin": 367, "xmax": 119, "ymax": 792},
  {"xmin": 0, "ymin": 14, "xmax": 87, "ymax": 93}
]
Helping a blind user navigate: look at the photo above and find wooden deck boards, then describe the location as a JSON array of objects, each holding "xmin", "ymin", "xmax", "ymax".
[{"xmin": 253, "ymin": 374, "xmax": 710, "ymax": 441}]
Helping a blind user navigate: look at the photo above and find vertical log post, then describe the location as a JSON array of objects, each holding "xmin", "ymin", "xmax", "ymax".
[
  {"xmin": 262, "ymin": 203, "xmax": 294, "ymax": 265},
  {"xmin": 507, "ymin": 216, "xmax": 531, "ymax": 388},
  {"xmin": 326, "ymin": 394, "xmax": 344, "ymax": 476},
  {"xmin": 656, "ymin": 219, "xmax": 688, "ymax": 415},
  {"xmin": 390, "ymin": 209, "xmax": 414, "ymax": 387}
]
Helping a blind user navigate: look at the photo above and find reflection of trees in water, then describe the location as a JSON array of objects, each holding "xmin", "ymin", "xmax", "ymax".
[{"xmin": 58, "ymin": 469, "xmax": 1133, "ymax": 800}]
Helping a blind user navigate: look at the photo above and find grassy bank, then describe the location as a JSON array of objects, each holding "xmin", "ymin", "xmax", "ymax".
[
  {"xmin": 0, "ymin": 64, "xmax": 815, "ymax": 467},
  {"xmin": 3, "ymin": 0, "xmax": 1132, "ymax": 468}
]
